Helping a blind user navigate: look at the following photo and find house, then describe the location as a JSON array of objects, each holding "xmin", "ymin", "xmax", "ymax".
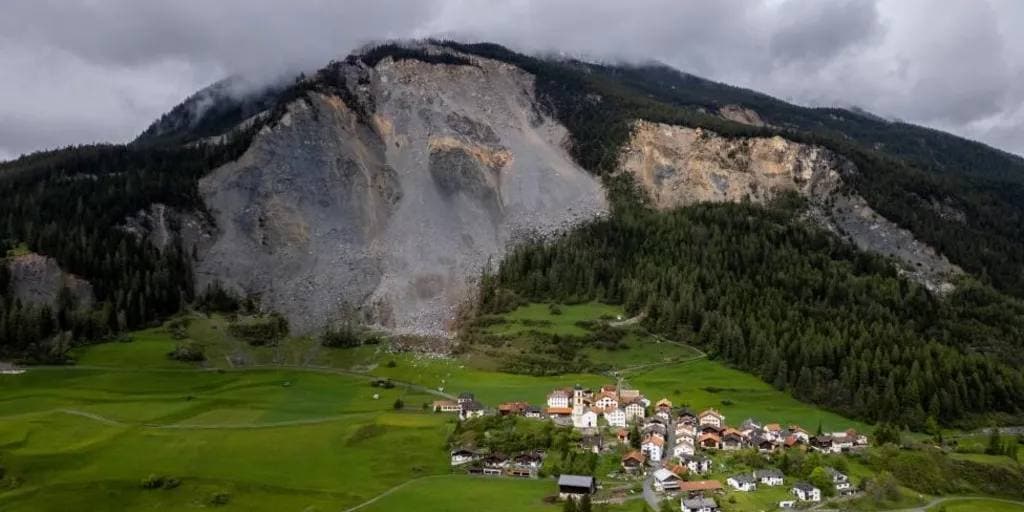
[
  {"xmin": 676, "ymin": 421, "xmax": 697, "ymax": 439},
  {"xmin": 721, "ymin": 429, "xmax": 744, "ymax": 451},
  {"xmin": 524, "ymin": 405, "xmax": 543, "ymax": 419},
  {"xmin": 680, "ymin": 480, "xmax": 724, "ymax": 494},
  {"xmin": 498, "ymin": 402, "xmax": 529, "ymax": 416},
  {"xmin": 619, "ymin": 388, "xmax": 641, "ymax": 401},
  {"xmin": 809, "ymin": 435, "xmax": 834, "ymax": 453},
  {"xmin": 621, "ymin": 450, "xmax": 646, "ymax": 473},
  {"xmin": 700, "ymin": 424, "xmax": 724, "ymax": 436},
  {"xmin": 699, "ymin": 432, "xmax": 721, "ymax": 450},
  {"xmin": 764, "ymin": 423, "xmax": 782, "ymax": 440},
  {"xmin": 546, "ymin": 407, "xmax": 573, "ymax": 418},
  {"xmin": 624, "ymin": 401, "xmax": 646, "ymax": 422},
  {"xmin": 641, "ymin": 435, "xmax": 664, "ymax": 462},
  {"xmin": 676, "ymin": 409, "xmax": 697, "ymax": 425},
  {"xmin": 788, "ymin": 425, "xmax": 810, "ymax": 442},
  {"xmin": 457, "ymin": 392, "xmax": 475, "ymax": 405},
  {"xmin": 681, "ymin": 453, "xmax": 712, "ymax": 474},
  {"xmin": 653, "ymin": 468, "xmax": 682, "ymax": 492},
  {"xmin": 681, "ymin": 497, "xmax": 719, "ymax": 512},
  {"xmin": 604, "ymin": 408, "xmax": 627, "ymax": 427},
  {"xmin": 547, "ymin": 390, "xmax": 571, "ymax": 408},
  {"xmin": 616, "ymin": 428, "xmax": 630, "ymax": 444},
  {"xmin": 600, "ymin": 384, "xmax": 618, "ymax": 394},
  {"xmin": 513, "ymin": 451, "xmax": 544, "ymax": 468},
  {"xmin": 557, "ymin": 474, "xmax": 596, "ymax": 500},
  {"xmin": 755, "ymin": 437, "xmax": 778, "ymax": 453},
  {"xmin": 698, "ymin": 408, "xmax": 724, "ymax": 428},
  {"xmin": 655, "ymin": 409, "xmax": 672, "ymax": 422},
  {"xmin": 655, "ymin": 398, "xmax": 673, "ymax": 413},
  {"xmin": 461, "ymin": 401, "xmax": 486, "ymax": 419},
  {"xmin": 450, "ymin": 448, "xmax": 478, "ymax": 466},
  {"xmin": 667, "ymin": 463, "xmax": 689, "ymax": 477},
  {"xmin": 832, "ymin": 434, "xmax": 855, "ymax": 452},
  {"xmin": 726, "ymin": 474, "xmax": 757, "ymax": 492},
  {"xmin": 642, "ymin": 422, "xmax": 667, "ymax": 438},
  {"xmin": 825, "ymin": 467, "xmax": 852, "ymax": 491},
  {"xmin": 595, "ymin": 392, "xmax": 619, "ymax": 410},
  {"xmin": 784, "ymin": 435, "xmax": 803, "ymax": 449},
  {"xmin": 432, "ymin": 400, "xmax": 462, "ymax": 413},
  {"xmin": 753, "ymin": 468, "xmax": 784, "ymax": 486},
  {"xmin": 673, "ymin": 439, "xmax": 695, "ymax": 458},
  {"xmin": 792, "ymin": 482, "xmax": 821, "ymax": 502}
]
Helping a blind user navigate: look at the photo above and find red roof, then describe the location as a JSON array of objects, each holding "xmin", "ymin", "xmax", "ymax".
[
  {"xmin": 546, "ymin": 407, "xmax": 572, "ymax": 415},
  {"xmin": 680, "ymin": 480, "xmax": 723, "ymax": 491}
]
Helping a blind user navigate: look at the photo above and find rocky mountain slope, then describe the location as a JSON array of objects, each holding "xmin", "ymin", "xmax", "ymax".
[
  {"xmin": 6, "ymin": 253, "xmax": 93, "ymax": 309},
  {"xmin": 195, "ymin": 55, "xmax": 606, "ymax": 334},
  {"xmin": 620, "ymin": 120, "xmax": 961, "ymax": 291}
]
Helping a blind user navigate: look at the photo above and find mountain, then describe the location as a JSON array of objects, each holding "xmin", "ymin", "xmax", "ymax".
[{"xmin": 2, "ymin": 40, "xmax": 1023, "ymax": 426}]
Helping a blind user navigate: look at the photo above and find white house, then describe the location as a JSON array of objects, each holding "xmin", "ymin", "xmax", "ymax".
[
  {"xmin": 653, "ymin": 468, "xmax": 682, "ymax": 492},
  {"xmin": 461, "ymin": 401, "xmax": 486, "ymax": 419},
  {"xmin": 792, "ymin": 482, "xmax": 821, "ymax": 502},
  {"xmin": 727, "ymin": 474, "xmax": 757, "ymax": 492},
  {"xmin": 681, "ymin": 497, "xmax": 718, "ymax": 512},
  {"xmin": 624, "ymin": 402, "xmax": 646, "ymax": 422},
  {"xmin": 604, "ymin": 408, "xmax": 627, "ymax": 428},
  {"xmin": 698, "ymin": 408, "xmax": 725, "ymax": 428},
  {"xmin": 450, "ymin": 448, "xmax": 477, "ymax": 466},
  {"xmin": 826, "ymin": 467, "xmax": 852, "ymax": 491},
  {"xmin": 641, "ymin": 435, "xmax": 664, "ymax": 462},
  {"xmin": 547, "ymin": 390, "xmax": 571, "ymax": 408},
  {"xmin": 573, "ymin": 408, "xmax": 599, "ymax": 429},
  {"xmin": 673, "ymin": 440, "xmax": 695, "ymax": 458},
  {"xmin": 594, "ymin": 392, "xmax": 619, "ymax": 410},
  {"xmin": 681, "ymin": 453, "xmax": 712, "ymax": 474},
  {"xmin": 753, "ymin": 468, "xmax": 784, "ymax": 486}
]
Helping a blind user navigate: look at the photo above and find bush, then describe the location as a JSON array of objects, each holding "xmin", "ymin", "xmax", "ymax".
[
  {"xmin": 209, "ymin": 492, "xmax": 231, "ymax": 506},
  {"xmin": 548, "ymin": 304, "xmax": 563, "ymax": 315},
  {"xmin": 393, "ymin": 399, "xmax": 405, "ymax": 410},
  {"xmin": 227, "ymin": 314, "xmax": 289, "ymax": 346},
  {"xmin": 168, "ymin": 341, "xmax": 204, "ymax": 362}
]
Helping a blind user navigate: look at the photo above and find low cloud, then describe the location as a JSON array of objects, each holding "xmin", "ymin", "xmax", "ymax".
[{"xmin": 2, "ymin": 0, "xmax": 1023, "ymax": 159}]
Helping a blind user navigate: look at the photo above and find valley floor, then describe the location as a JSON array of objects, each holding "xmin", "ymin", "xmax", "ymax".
[{"xmin": 0, "ymin": 305, "xmax": 1020, "ymax": 511}]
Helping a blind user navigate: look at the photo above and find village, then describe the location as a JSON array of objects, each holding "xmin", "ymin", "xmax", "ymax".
[{"xmin": 434, "ymin": 383, "xmax": 870, "ymax": 511}]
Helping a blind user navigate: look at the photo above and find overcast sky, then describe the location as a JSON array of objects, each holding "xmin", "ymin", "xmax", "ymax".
[{"xmin": 2, "ymin": 0, "xmax": 1023, "ymax": 161}]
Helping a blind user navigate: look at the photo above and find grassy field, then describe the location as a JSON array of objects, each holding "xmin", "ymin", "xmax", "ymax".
[
  {"xmin": 627, "ymin": 358, "xmax": 871, "ymax": 432},
  {"xmin": 0, "ymin": 365, "xmax": 453, "ymax": 511},
  {"xmin": 358, "ymin": 475, "xmax": 559, "ymax": 512}
]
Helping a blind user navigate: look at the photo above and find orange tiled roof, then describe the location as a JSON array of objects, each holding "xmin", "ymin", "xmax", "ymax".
[{"xmin": 680, "ymin": 480, "xmax": 723, "ymax": 491}]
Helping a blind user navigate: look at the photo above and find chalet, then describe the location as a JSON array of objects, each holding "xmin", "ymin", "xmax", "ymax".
[
  {"xmin": 783, "ymin": 435, "xmax": 803, "ymax": 449},
  {"xmin": 641, "ymin": 435, "xmax": 664, "ymax": 462},
  {"xmin": 655, "ymin": 398, "xmax": 673, "ymax": 412},
  {"xmin": 546, "ymin": 407, "xmax": 573, "ymax": 419},
  {"xmin": 721, "ymin": 429, "xmax": 744, "ymax": 451},
  {"xmin": 699, "ymin": 433, "xmax": 721, "ymax": 450},
  {"xmin": 825, "ymin": 467, "xmax": 852, "ymax": 491},
  {"xmin": 681, "ymin": 497, "xmax": 719, "ymax": 512},
  {"xmin": 809, "ymin": 435, "xmax": 834, "ymax": 453},
  {"xmin": 764, "ymin": 423, "xmax": 782, "ymax": 440},
  {"xmin": 832, "ymin": 434, "xmax": 856, "ymax": 452},
  {"xmin": 788, "ymin": 425, "xmax": 810, "ymax": 442},
  {"xmin": 681, "ymin": 453, "xmax": 712, "ymax": 474},
  {"xmin": 432, "ymin": 400, "xmax": 462, "ymax": 413},
  {"xmin": 698, "ymin": 408, "xmax": 725, "ymax": 428},
  {"xmin": 604, "ymin": 408, "xmax": 627, "ymax": 427},
  {"xmin": 700, "ymin": 424, "xmax": 724, "ymax": 436},
  {"xmin": 547, "ymin": 389, "xmax": 571, "ymax": 408},
  {"xmin": 655, "ymin": 409, "xmax": 672, "ymax": 422},
  {"xmin": 624, "ymin": 401, "xmax": 646, "ymax": 422},
  {"xmin": 726, "ymin": 474, "xmax": 757, "ymax": 492},
  {"xmin": 755, "ymin": 436, "xmax": 778, "ymax": 453},
  {"xmin": 457, "ymin": 392, "xmax": 475, "ymax": 405},
  {"xmin": 498, "ymin": 402, "xmax": 529, "ymax": 416},
  {"xmin": 753, "ymin": 468, "xmax": 784, "ymax": 486},
  {"xmin": 792, "ymin": 482, "xmax": 821, "ymax": 502},
  {"xmin": 513, "ymin": 452, "xmax": 544, "ymax": 468},
  {"xmin": 450, "ymin": 448, "xmax": 478, "ymax": 466},
  {"xmin": 680, "ymin": 479, "xmax": 724, "ymax": 494},
  {"xmin": 676, "ymin": 408, "xmax": 697, "ymax": 425},
  {"xmin": 461, "ymin": 400, "xmax": 486, "ymax": 419},
  {"xmin": 524, "ymin": 405, "xmax": 543, "ymax": 419},
  {"xmin": 482, "ymin": 453, "xmax": 508, "ymax": 468},
  {"xmin": 642, "ymin": 422, "xmax": 667, "ymax": 438},
  {"xmin": 557, "ymin": 474, "xmax": 596, "ymax": 500},
  {"xmin": 594, "ymin": 392, "xmax": 619, "ymax": 410},
  {"xmin": 621, "ymin": 450, "xmax": 646, "ymax": 473},
  {"xmin": 653, "ymin": 468, "xmax": 682, "ymax": 492}
]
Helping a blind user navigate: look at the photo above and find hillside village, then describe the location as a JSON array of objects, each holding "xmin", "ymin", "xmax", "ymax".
[{"xmin": 435, "ymin": 383, "xmax": 870, "ymax": 511}]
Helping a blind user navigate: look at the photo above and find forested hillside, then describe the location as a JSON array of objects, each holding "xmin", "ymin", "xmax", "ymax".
[
  {"xmin": 477, "ymin": 194, "xmax": 1024, "ymax": 428},
  {"xmin": 0, "ymin": 137, "xmax": 253, "ymax": 362}
]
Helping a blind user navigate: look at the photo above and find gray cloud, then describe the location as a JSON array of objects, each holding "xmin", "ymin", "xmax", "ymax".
[{"xmin": 2, "ymin": 0, "xmax": 1023, "ymax": 160}]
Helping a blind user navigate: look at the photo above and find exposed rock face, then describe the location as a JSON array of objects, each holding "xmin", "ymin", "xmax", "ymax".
[
  {"xmin": 7, "ymin": 253, "xmax": 94, "ymax": 309},
  {"xmin": 718, "ymin": 105, "xmax": 766, "ymax": 127},
  {"xmin": 198, "ymin": 56, "xmax": 607, "ymax": 334},
  {"xmin": 620, "ymin": 120, "xmax": 961, "ymax": 292},
  {"xmin": 122, "ymin": 203, "xmax": 215, "ymax": 254}
]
